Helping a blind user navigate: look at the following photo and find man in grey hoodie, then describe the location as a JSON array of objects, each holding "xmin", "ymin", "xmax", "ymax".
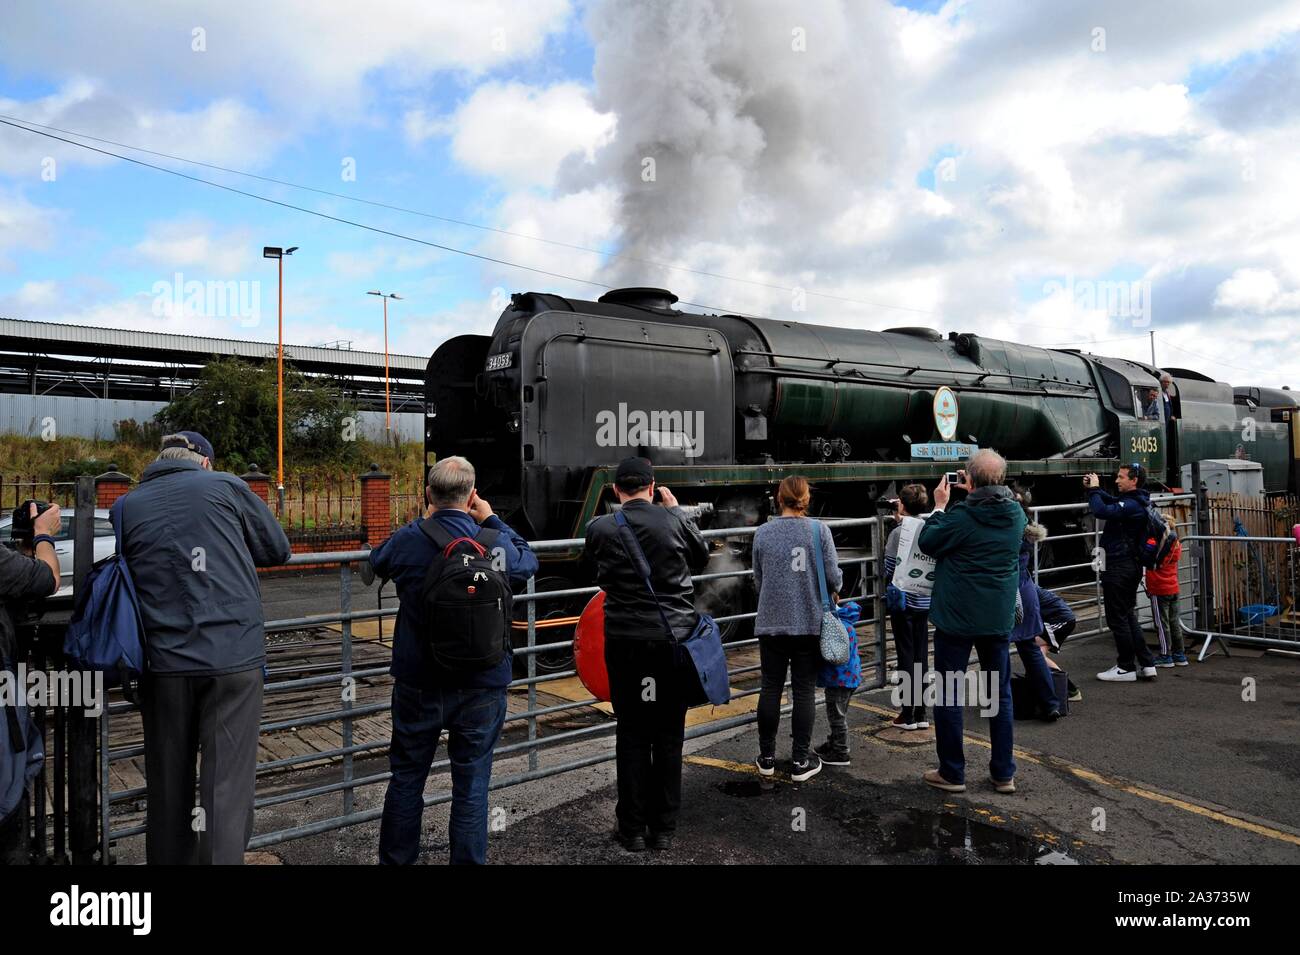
[{"xmin": 115, "ymin": 432, "xmax": 290, "ymax": 864}]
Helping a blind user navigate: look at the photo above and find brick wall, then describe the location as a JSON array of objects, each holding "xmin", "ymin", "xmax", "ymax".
[
  {"xmin": 359, "ymin": 464, "xmax": 393, "ymax": 547},
  {"xmin": 95, "ymin": 468, "xmax": 132, "ymax": 509},
  {"xmin": 257, "ymin": 529, "xmax": 366, "ymax": 576}
]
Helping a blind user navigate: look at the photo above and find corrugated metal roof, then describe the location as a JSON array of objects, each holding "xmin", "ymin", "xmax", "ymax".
[{"xmin": 0, "ymin": 317, "xmax": 429, "ymax": 374}]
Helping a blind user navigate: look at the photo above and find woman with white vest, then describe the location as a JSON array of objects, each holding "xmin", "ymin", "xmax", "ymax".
[{"xmin": 884, "ymin": 484, "xmax": 937, "ymax": 730}]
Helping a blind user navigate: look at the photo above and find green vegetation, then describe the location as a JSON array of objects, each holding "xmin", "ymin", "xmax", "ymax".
[{"xmin": 0, "ymin": 357, "xmax": 424, "ymax": 486}]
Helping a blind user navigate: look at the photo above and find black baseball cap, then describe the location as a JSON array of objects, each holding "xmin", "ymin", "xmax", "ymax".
[{"xmin": 614, "ymin": 456, "xmax": 654, "ymax": 487}]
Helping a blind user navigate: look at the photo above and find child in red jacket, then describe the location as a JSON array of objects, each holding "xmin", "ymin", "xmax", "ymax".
[{"xmin": 1146, "ymin": 538, "xmax": 1187, "ymax": 667}]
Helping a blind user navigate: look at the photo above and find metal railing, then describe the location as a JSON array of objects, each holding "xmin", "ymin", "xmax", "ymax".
[
  {"xmin": 95, "ymin": 515, "xmax": 894, "ymax": 858},
  {"xmin": 24, "ymin": 484, "xmax": 1293, "ymax": 863},
  {"xmin": 1181, "ymin": 533, "xmax": 1299, "ymax": 657}
]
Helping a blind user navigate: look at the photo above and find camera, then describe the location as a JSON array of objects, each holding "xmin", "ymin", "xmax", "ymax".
[
  {"xmin": 944, "ymin": 471, "xmax": 966, "ymax": 486},
  {"xmin": 11, "ymin": 499, "xmax": 51, "ymax": 545}
]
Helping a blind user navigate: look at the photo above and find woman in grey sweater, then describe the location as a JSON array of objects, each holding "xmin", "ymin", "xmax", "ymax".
[{"xmin": 751, "ymin": 476, "xmax": 842, "ymax": 782}]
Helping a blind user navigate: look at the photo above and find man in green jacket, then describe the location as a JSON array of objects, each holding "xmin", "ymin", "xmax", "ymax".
[{"xmin": 917, "ymin": 449, "xmax": 1025, "ymax": 794}]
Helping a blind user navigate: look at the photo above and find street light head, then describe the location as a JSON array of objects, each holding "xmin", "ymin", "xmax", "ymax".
[
  {"xmin": 390, "ymin": 293, "xmax": 402, "ymax": 300},
  {"xmin": 367, "ymin": 290, "xmax": 382, "ymax": 297},
  {"xmin": 285, "ymin": 246, "xmax": 298, "ymax": 255},
  {"xmin": 263, "ymin": 246, "xmax": 282, "ymax": 259}
]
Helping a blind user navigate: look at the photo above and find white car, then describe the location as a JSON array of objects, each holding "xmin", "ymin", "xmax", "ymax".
[{"xmin": 0, "ymin": 507, "xmax": 116, "ymax": 598}]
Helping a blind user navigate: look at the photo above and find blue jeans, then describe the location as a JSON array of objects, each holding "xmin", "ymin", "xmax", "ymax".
[
  {"xmin": 1014, "ymin": 639, "xmax": 1060, "ymax": 714},
  {"xmin": 932, "ymin": 630, "xmax": 1015, "ymax": 785},
  {"xmin": 378, "ymin": 682, "xmax": 507, "ymax": 865}
]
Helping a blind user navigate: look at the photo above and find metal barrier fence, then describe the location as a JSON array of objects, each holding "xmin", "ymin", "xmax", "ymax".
[
  {"xmin": 1182, "ymin": 533, "xmax": 1299, "ymax": 657},
  {"xmin": 13, "ymin": 484, "xmax": 1294, "ymax": 863},
  {"xmin": 1028, "ymin": 493, "xmax": 1200, "ymax": 646},
  {"xmin": 94, "ymin": 515, "xmax": 894, "ymax": 859}
]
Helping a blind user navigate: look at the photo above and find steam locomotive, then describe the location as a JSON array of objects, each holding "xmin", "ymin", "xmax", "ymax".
[{"xmin": 425, "ymin": 287, "xmax": 1298, "ymax": 664}]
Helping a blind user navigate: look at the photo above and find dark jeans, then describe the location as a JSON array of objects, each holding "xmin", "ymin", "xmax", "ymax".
[
  {"xmin": 379, "ymin": 682, "xmax": 507, "ymax": 865},
  {"xmin": 1102, "ymin": 556, "xmax": 1154, "ymax": 670},
  {"xmin": 1013, "ymin": 639, "xmax": 1060, "ymax": 714},
  {"xmin": 605, "ymin": 639, "xmax": 692, "ymax": 836},
  {"xmin": 756, "ymin": 633, "xmax": 820, "ymax": 763},
  {"xmin": 823, "ymin": 687, "xmax": 855, "ymax": 754},
  {"xmin": 140, "ymin": 668, "xmax": 263, "ymax": 865},
  {"xmin": 932, "ymin": 630, "xmax": 1015, "ymax": 785},
  {"xmin": 890, "ymin": 609, "xmax": 930, "ymax": 723}
]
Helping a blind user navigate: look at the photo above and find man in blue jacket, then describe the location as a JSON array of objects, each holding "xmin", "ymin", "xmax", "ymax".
[
  {"xmin": 917, "ymin": 449, "xmax": 1025, "ymax": 794},
  {"xmin": 372, "ymin": 455, "xmax": 536, "ymax": 865},
  {"xmin": 1085, "ymin": 463, "xmax": 1156, "ymax": 682},
  {"xmin": 116, "ymin": 431, "xmax": 291, "ymax": 864}
]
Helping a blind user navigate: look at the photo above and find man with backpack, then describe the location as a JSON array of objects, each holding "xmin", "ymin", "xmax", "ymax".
[
  {"xmin": 584, "ymin": 456, "xmax": 709, "ymax": 853},
  {"xmin": 372, "ymin": 455, "xmax": 536, "ymax": 865},
  {"xmin": 116, "ymin": 432, "xmax": 291, "ymax": 864},
  {"xmin": 1084, "ymin": 463, "xmax": 1159, "ymax": 683}
]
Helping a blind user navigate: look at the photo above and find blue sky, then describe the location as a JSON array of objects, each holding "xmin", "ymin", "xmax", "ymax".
[{"xmin": 1, "ymin": 0, "xmax": 1298, "ymax": 385}]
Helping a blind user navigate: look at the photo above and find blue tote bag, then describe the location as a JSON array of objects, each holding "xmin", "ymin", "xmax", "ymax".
[
  {"xmin": 63, "ymin": 500, "xmax": 147, "ymax": 679},
  {"xmin": 613, "ymin": 510, "xmax": 731, "ymax": 706}
]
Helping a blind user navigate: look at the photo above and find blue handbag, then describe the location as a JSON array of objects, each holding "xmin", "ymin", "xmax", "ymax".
[{"xmin": 613, "ymin": 510, "xmax": 731, "ymax": 706}]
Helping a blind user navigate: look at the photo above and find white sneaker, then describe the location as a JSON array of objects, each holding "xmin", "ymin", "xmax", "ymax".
[
  {"xmin": 1139, "ymin": 666, "xmax": 1158, "ymax": 680},
  {"xmin": 1097, "ymin": 666, "xmax": 1137, "ymax": 682}
]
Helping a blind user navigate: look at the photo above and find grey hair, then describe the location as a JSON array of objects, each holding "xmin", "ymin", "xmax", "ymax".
[
  {"xmin": 157, "ymin": 434, "xmax": 207, "ymax": 466},
  {"xmin": 427, "ymin": 456, "xmax": 476, "ymax": 509},
  {"xmin": 966, "ymin": 448, "xmax": 1007, "ymax": 488}
]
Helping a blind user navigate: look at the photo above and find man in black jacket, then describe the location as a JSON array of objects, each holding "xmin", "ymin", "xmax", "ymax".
[{"xmin": 584, "ymin": 457, "xmax": 709, "ymax": 852}]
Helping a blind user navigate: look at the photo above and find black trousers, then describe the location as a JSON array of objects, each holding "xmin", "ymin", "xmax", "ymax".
[
  {"xmin": 1101, "ymin": 556, "xmax": 1154, "ymax": 671},
  {"xmin": 604, "ymin": 639, "xmax": 691, "ymax": 836},
  {"xmin": 756, "ymin": 633, "xmax": 820, "ymax": 762},
  {"xmin": 140, "ymin": 668, "xmax": 263, "ymax": 865},
  {"xmin": 890, "ymin": 609, "xmax": 930, "ymax": 723},
  {"xmin": 0, "ymin": 793, "xmax": 28, "ymax": 865}
]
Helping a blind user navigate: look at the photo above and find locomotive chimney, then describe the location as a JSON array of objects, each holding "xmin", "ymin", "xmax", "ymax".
[{"xmin": 597, "ymin": 287, "xmax": 680, "ymax": 311}]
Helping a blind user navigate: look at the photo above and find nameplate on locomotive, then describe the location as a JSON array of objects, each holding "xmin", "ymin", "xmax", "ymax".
[{"xmin": 911, "ymin": 442, "xmax": 978, "ymax": 460}]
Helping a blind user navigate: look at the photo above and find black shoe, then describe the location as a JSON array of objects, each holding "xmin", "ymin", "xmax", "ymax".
[
  {"xmin": 613, "ymin": 828, "xmax": 646, "ymax": 852},
  {"xmin": 1040, "ymin": 708, "xmax": 1061, "ymax": 722},
  {"xmin": 814, "ymin": 742, "xmax": 850, "ymax": 766},
  {"xmin": 791, "ymin": 754, "xmax": 823, "ymax": 782},
  {"xmin": 646, "ymin": 831, "xmax": 674, "ymax": 852},
  {"xmin": 755, "ymin": 754, "xmax": 776, "ymax": 777},
  {"xmin": 1067, "ymin": 681, "xmax": 1082, "ymax": 702}
]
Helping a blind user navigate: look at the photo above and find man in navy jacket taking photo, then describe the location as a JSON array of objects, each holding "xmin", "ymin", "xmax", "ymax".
[
  {"xmin": 371, "ymin": 455, "xmax": 537, "ymax": 865},
  {"xmin": 1085, "ymin": 463, "xmax": 1157, "ymax": 684}
]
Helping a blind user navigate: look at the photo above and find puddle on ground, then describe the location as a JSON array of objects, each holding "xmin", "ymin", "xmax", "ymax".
[
  {"xmin": 715, "ymin": 779, "xmax": 1083, "ymax": 864},
  {"xmin": 853, "ymin": 807, "xmax": 1081, "ymax": 864},
  {"xmin": 716, "ymin": 779, "xmax": 777, "ymax": 798}
]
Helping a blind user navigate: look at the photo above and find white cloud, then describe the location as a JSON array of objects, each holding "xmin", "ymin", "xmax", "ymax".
[
  {"xmin": 0, "ymin": 188, "xmax": 60, "ymax": 272},
  {"xmin": 132, "ymin": 219, "xmax": 255, "ymax": 276},
  {"xmin": 429, "ymin": 82, "xmax": 616, "ymax": 188}
]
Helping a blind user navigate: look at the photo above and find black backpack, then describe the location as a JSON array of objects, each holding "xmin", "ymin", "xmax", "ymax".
[
  {"xmin": 1132, "ymin": 504, "xmax": 1177, "ymax": 569},
  {"xmin": 418, "ymin": 520, "xmax": 512, "ymax": 671}
]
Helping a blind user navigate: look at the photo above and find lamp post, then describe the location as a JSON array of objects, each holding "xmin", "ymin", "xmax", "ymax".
[
  {"xmin": 263, "ymin": 245, "xmax": 298, "ymax": 513},
  {"xmin": 367, "ymin": 290, "xmax": 401, "ymax": 435}
]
